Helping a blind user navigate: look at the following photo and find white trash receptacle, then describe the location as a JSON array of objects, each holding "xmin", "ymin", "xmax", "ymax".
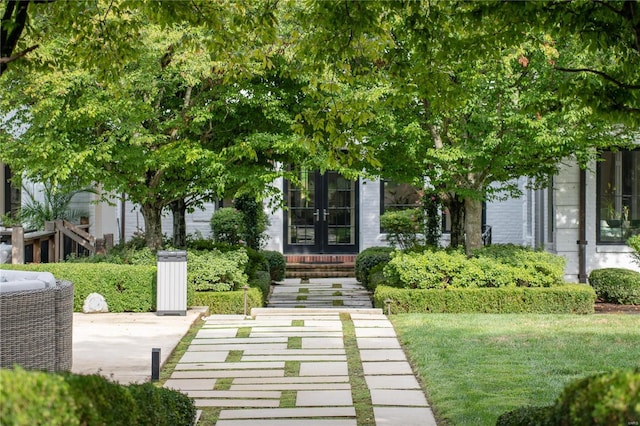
[{"xmin": 156, "ymin": 250, "xmax": 187, "ymax": 316}]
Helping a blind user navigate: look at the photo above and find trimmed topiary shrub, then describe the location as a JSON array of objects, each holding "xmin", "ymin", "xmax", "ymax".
[
  {"xmin": 262, "ymin": 250, "xmax": 286, "ymax": 282},
  {"xmin": 589, "ymin": 268, "xmax": 640, "ymax": 305},
  {"xmin": 62, "ymin": 373, "xmax": 138, "ymax": 425},
  {"xmin": 497, "ymin": 369, "xmax": 640, "ymax": 426},
  {"xmin": 190, "ymin": 287, "xmax": 263, "ymax": 314},
  {"xmin": 553, "ymin": 368, "xmax": 640, "ymax": 425},
  {"xmin": 211, "ymin": 207, "xmax": 244, "ymax": 245},
  {"xmin": 0, "ymin": 366, "xmax": 79, "ymax": 426},
  {"xmin": 128, "ymin": 383, "xmax": 196, "ymax": 426},
  {"xmin": 355, "ymin": 247, "xmax": 394, "ymax": 289},
  {"xmin": 374, "ymin": 284, "xmax": 596, "ymax": 314},
  {"xmin": 1, "ymin": 263, "xmax": 157, "ymax": 312},
  {"xmin": 0, "ymin": 369, "xmax": 196, "ymax": 426}
]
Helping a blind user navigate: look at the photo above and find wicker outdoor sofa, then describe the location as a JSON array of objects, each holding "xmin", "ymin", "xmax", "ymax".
[{"xmin": 0, "ymin": 270, "xmax": 73, "ymax": 372}]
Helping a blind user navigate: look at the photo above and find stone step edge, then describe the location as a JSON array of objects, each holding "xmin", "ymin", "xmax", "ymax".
[{"xmin": 251, "ymin": 308, "xmax": 383, "ymax": 316}]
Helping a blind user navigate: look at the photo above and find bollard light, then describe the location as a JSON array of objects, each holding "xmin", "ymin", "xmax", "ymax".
[
  {"xmin": 151, "ymin": 348, "xmax": 161, "ymax": 381},
  {"xmin": 385, "ymin": 298, "xmax": 392, "ymax": 316}
]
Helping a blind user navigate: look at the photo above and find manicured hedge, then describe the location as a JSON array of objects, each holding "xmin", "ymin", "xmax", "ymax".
[
  {"xmin": 0, "ymin": 367, "xmax": 196, "ymax": 426},
  {"xmin": 190, "ymin": 287, "xmax": 263, "ymax": 314},
  {"xmin": 385, "ymin": 246, "xmax": 565, "ymax": 289},
  {"xmin": 187, "ymin": 249, "xmax": 248, "ymax": 292},
  {"xmin": 0, "ymin": 367, "xmax": 78, "ymax": 426},
  {"xmin": 1, "ymin": 263, "xmax": 157, "ymax": 312},
  {"xmin": 355, "ymin": 246, "xmax": 394, "ymax": 290},
  {"xmin": 373, "ymin": 285, "xmax": 596, "ymax": 314},
  {"xmin": 589, "ymin": 268, "xmax": 640, "ymax": 305},
  {"xmin": 497, "ymin": 369, "xmax": 640, "ymax": 426}
]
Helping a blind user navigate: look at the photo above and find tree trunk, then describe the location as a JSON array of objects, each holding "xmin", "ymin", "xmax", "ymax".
[
  {"xmin": 446, "ymin": 194, "xmax": 465, "ymax": 249},
  {"xmin": 464, "ymin": 197, "xmax": 483, "ymax": 256},
  {"xmin": 170, "ymin": 198, "xmax": 187, "ymax": 248},
  {"xmin": 140, "ymin": 203, "xmax": 164, "ymax": 250}
]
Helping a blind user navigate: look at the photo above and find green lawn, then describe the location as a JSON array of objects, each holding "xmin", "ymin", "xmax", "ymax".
[{"xmin": 391, "ymin": 313, "xmax": 640, "ymax": 426}]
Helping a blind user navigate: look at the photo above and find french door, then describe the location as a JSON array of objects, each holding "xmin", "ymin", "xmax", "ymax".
[{"xmin": 284, "ymin": 170, "xmax": 359, "ymax": 254}]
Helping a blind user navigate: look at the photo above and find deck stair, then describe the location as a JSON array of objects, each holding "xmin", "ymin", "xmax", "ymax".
[{"xmin": 285, "ymin": 255, "xmax": 356, "ymax": 279}]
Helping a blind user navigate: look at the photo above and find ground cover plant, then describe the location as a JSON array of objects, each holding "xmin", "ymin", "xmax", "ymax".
[{"xmin": 390, "ymin": 313, "xmax": 640, "ymax": 426}]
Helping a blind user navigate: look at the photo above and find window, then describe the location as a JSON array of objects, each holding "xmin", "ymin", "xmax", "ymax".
[
  {"xmin": 381, "ymin": 181, "xmax": 421, "ymax": 214},
  {"xmin": 380, "ymin": 180, "xmax": 451, "ymax": 233},
  {"xmin": 597, "ymin": 150, "xmax": 640, "ymax": 243}
]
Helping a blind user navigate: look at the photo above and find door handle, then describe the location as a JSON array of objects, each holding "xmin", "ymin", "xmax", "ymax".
[
  {"xmin": 323, "ymin": 209, "xmax": 329, "ymax": 221},
  {"xmin": 314, "ymin": 209, "xmax": 320, "ymax": 222}
]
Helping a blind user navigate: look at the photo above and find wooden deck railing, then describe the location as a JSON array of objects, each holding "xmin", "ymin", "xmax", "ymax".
[{"xmin": 0, "ymin": 220, "xmax": 114, "ymax": 264}]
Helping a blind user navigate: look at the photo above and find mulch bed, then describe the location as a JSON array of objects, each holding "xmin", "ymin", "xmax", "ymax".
[{"xmin": 594, "ymin": 303, "xmax": 640, "ymax": 314}]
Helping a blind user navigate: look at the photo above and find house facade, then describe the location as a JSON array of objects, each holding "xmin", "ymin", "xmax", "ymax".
[{"xmin": 3, "ymin": 150, "xmax": 638, "ymax": 281}]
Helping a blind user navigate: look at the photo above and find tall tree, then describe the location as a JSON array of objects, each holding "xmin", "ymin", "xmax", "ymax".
[
  {"xmin": 0, "ymin": 5, "xmax": 308, "ymax": 249},
  {"xmin": 291, "ymin": 1, "xmax": 631, "ymax": 253}
]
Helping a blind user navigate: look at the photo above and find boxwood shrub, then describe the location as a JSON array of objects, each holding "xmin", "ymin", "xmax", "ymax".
[
  {"xmin": 0, "ymin": 367, "xmax": 78, "ymax": 426},
  {"xmin": 0, "ymin": 368, "xmax": 196, "ymax": 426},
  {"xmin": 385, "ymin": 245, "xmax": 565, "ymax": 289},
  {"xmin": 1, "ymin": 263, "xmax": 157, "ymax": 312},
  {"xmin": 190, "ymin": 287, "xmax": 263, "ymax": 314},
  {"xmin": 588, "ymin": 268, "xmax": 640, "ymax": 305},
  {"xmin": 355, "ymin": 246, "xmax": 394, "ymax": 290},
  {"xmin": 497, "ymin": 369, "xmax": 640, "ymax": 426},
  {"xmin": 374, "ymin": 284, "xmax": 596, "ymax": 314},
  {"xmin": 262, "ymin": 250, "xmax": 286, "ymax": 282}
]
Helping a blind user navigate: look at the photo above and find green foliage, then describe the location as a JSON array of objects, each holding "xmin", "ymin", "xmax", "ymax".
[
  {"xmin": 380, "ymin": 209, "xmax": 423, "ymax": 249},
  {"xmin": 628, "ymin": 235, "xmax": 640, "ymax": 267},
  {"xmin": 19, "ymin": 179, "xmax": 94, "ymax": 231},
  {"xmin": 589, "ymin": 268, "xmax": 640, "ymax": 305},
  {"xmin": 187, "ymin": 249, "xmax": 248, "ymax": 292},
  {"xmin": 385, "ymin": 246, "xmax": 565, "ymax": 289},
  {"xmin": 496, "ymin": 406, "xmax": 555, "ymax": 426},
  {"xmin": 1, "ymin": 263, "xmax": 157, "ymax": 312},
  {"xmin": 0, "ymin": 368, "xmax": 196, "ymax": 426},
  {"xmin": 498, "ymin": 369, "xmax": 640, "ymax": 426},
  {"xmin": 62, "ymin": 373, "xmax": 138, "ymax": 426},
  {"xmin": 421, "ymin": 191, "xmax": 442, "ymax": 247},
  {"xmin": 250, "ymin": 270, "xmax": 272, "ymax": 303},
  {"xmin": 210, "ymin": 208, "xmax": 244, "ymax": 245},
  {"xmin": 553, "ymin": 369, "xmax": 640, "ymax": 426},
  {"xmin": 234, "ymin": 194, "xmax": 269, "ymax": 250},
  {"xmin": 67, "ymin": 245, "xmax": 156, "ymax": 266},
  {"xmin": 374, "ymin": 284, "xmax": 596, "ymax": 314},
  {"xmin": 0, "ymin": 367, "xmax": 79, "ymax": 426},
  {"xmin": 128, "ymin": 383, "xmax": 196, "ymax": 426},
  {"xmin": 190, "ymin": 287, "xmax": 263, "ymax": 314},
  {"xmin": 367, "ymin": 263, "xmax": 389, "ymax": 292},
  {"xmin": 355, "ymin": 247, "xmax": 394, "ymax": 290},
  {"xmin": 262, "ymin": 250, "xmax": 286, "ymax": 282},
  {"xmin": 244, "ymin": 247, "xmax": 269, "ymax": 279}
]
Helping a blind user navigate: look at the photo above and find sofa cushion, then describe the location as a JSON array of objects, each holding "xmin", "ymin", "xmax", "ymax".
[{"xmin": 0, "ymin": 279, "xmax": 47, "ymax": 293}]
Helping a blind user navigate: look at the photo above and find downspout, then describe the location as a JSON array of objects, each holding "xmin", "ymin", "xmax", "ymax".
[
  {"xmin": 120, "ymin": 193, "xmax": 126, "ymax": 245},
  {"xmin": 578, "ymin": 169, "xmax": 587, "ymax": 283}
]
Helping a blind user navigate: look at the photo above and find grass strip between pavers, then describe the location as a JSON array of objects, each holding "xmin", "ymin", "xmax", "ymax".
[
  {"xmin": 288, "ymin": 336, "xmax": 302, "ymax": 349},
  {"xmin": 340, "ymin": 312, "xmax": 375, "ymax": 426},
  {"xmin": 292, "ymin": 319, "xmax": 305, "ymax": 327},
  {"xmin": 236, "ymin": 327, "xmax": 251, "ymax": 338},
  {"xmin": 225, "ymin": 350, "xmax": 243, "ymax": 363}
]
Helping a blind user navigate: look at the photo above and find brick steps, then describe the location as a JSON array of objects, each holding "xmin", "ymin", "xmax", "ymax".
[{"xmin": 285, "ymin": 255, "xmax": 356, "ymax": 279}]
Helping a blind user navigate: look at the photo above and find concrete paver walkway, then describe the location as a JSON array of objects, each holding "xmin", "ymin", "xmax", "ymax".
[{"xmin": 164, "ymin": 278, "xmax": 437, "ymax": 425}]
